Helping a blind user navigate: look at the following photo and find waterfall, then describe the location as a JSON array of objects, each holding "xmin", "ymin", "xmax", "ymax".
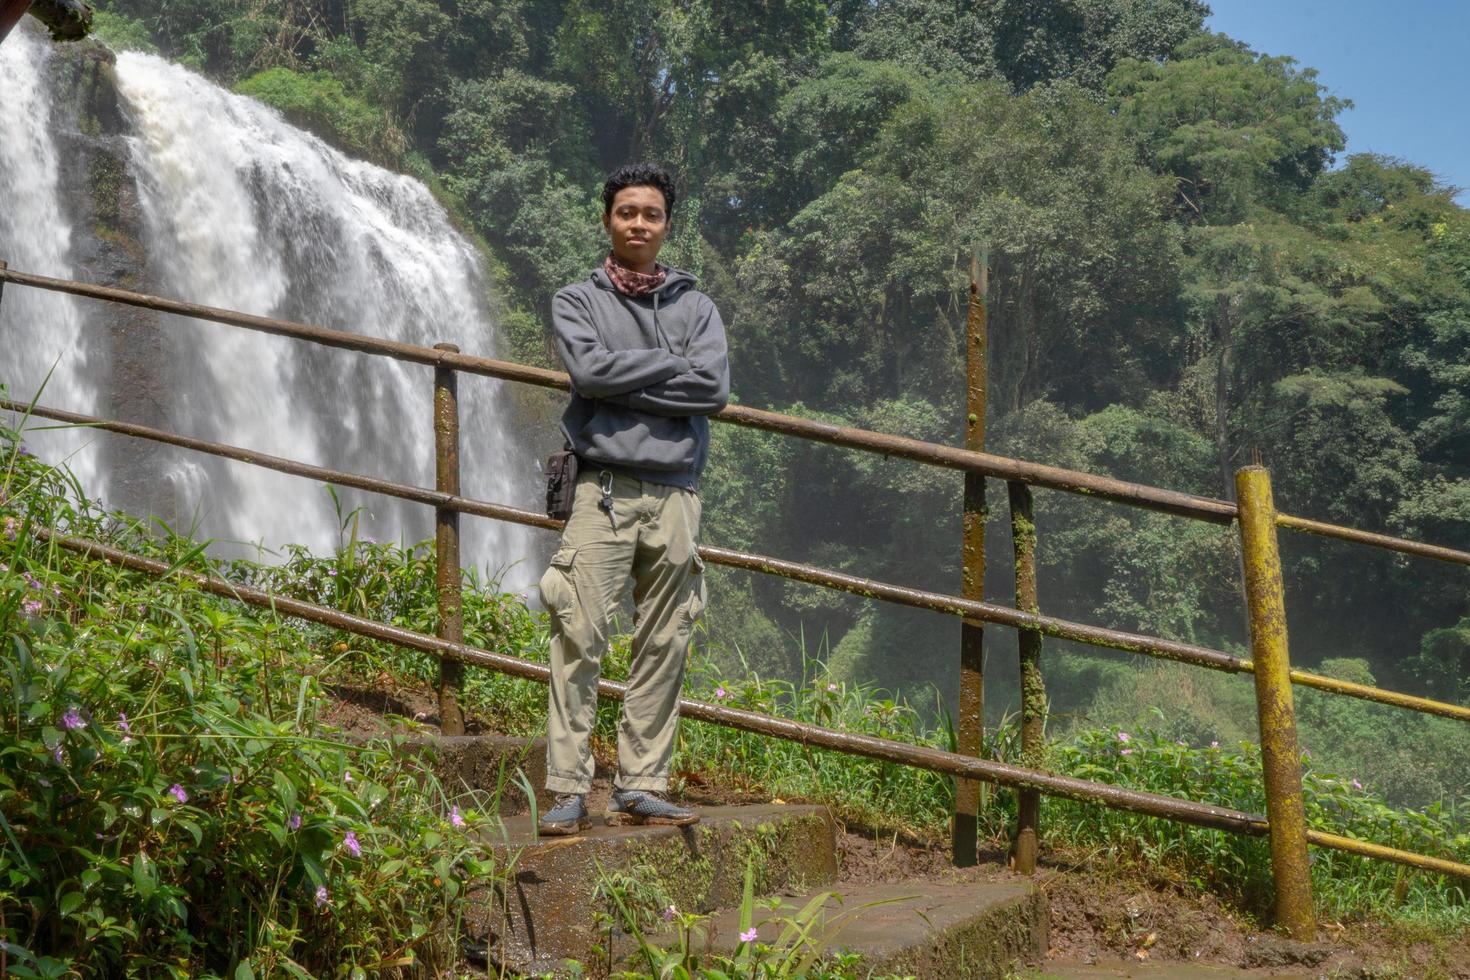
[
  {"xmin": 0, "ymin": 22, "xmax": 102, "ymax": 498},
  {"xmin": 1, "ymin": 32, "xmax": 540, "ymax": 591}
]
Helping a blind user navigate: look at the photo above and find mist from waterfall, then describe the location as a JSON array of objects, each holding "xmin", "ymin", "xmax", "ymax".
[
  {"xmin": 1, "ymin": 34, "xmax": 540, "ymax": 591},
  {"xmin": 0, "ymin": 23, "xmax": 102, "ymax": 497}
]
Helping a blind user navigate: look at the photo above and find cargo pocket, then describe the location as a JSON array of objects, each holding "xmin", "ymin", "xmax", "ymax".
[
  {"xmin": 539, "ymin": 546, "xmax": 578, "ymax": 622},
  {"xmin": 681, "ymin": 554, "xmax": 707, "ymax": 632}
]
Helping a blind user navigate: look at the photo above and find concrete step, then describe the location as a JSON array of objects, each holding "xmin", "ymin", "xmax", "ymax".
[
  {"xmin": 339, "ymin": 732, "xmax": 553, "ymax": 816},
  {"xmin": 467, "ymin": 803, "xmax": 838, "ymax": 976},
  {"xmin": 650, "ymin": 878, "xmax": 1047, "ymax": 980}
]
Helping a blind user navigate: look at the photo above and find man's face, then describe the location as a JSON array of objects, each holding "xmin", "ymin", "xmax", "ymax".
[{"xmin": 603, "ymin": 184, "xmax": 669, "ymax": 273}]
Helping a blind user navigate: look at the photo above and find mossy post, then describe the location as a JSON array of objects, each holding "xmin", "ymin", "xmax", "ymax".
[
  {"xmin": 1008, "ymin": 479, "xmax": 1043, "ymax": 874},
  {"xmin": 1235, "ymin": 465, "xmax": 1315, "ymax": 940},
  {"xmin": 954, "ymin": 252, "xmax": 988, "ymax": 868},
  {"xmin": 434, "ymin": 343, "xmax": 466, "ymax": 736}
]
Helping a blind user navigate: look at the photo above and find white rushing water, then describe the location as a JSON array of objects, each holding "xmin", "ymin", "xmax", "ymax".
[
  {"xmin": 0, "ymin": 22, "xmax": 102, "ymax": 497},
  {"xmin": 1, "ymin": 33, "xmax": 538, "ymax": 589},
  {"xmin": 111, "ymin": 51, "xmax": 539, "ymax": 589}
]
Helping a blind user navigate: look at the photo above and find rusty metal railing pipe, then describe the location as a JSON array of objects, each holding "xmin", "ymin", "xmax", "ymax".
[
  {"xmin": 29, "ymin": 526, "xmax": 1470, "ymax": 882},
  {"xmin": 1274, "ymin": 512, "xmax": 1470, "ymax": 567},
  {"xmin": 8, "ymin": 266, "xmax": 1470, "ymax": 566},
  {"xmin": 11, "ymin": 399, "xmax": 1470, "ymax": 726},
  {"xmin": 26, "ymin": 528, "xmax": 1269, "ymax": 835},
  {"xmin": 0, "ymin": 267, "xmax": 1234, "ymax": 523}
]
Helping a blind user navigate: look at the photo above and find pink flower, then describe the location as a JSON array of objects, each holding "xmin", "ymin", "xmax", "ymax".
[
  {"xmin": 314, "ymin": 885, "xmax": 330, "ymax": 908},
  {"xmin": 327, "ymin": 568, "xmax": 338, "ymax": 577},
  {"xmin": 826, "ymin": 683, "xmax": 839, "ymax": 692},
  {"xmin": 1210, "ymin": 740, "xmax": 1219, "ymax": 749},
  {"xmin": 1120, "ymin": 748, "xmax": 1133, "ymax": 756},
  {"xmin": 714, "ymin": 687, "xmax": 728, "ymax": 700},
  {"xmin": 60, "ymin": 707, "xmax": 85, "ymax": 730},
  {"xmin": 168, "ymin": 784, "xmax": 187, "ymax": 804},
  {"xmin": 739, "ymin": 927, "xmax": 758, "ymax": 943},
  {"xmin": 1116, "ymin": 732, "xmax": 1130, "ymax": 743},
  {"xmin": 343, "ymin": 830, "xmax": 361, "ymax": 858},
  {"xmin": 450, "ymin": 806, "xmax": 465, "ymax": 828},
  {"xmin": 343, "ymin": 771, "xmax": 354, "ymax": 784},
  {"xmin": 21, "ymin": 598, "xmax": 41, "ymax": 616},
  {"xmin": 1351, "ymin": 779, "xmax": 1363, "ymax": 791},
  {"xmin": 3, "ymin": 516, "xmax": 17, "ymax": 540}
]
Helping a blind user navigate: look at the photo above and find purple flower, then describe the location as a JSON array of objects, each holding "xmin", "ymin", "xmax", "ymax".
[
  {"xmin": 289, "ymin": 812, "xmax": 302, "ymax": 831},
  {"xmin": 327, "ymin": 568, "xmax": 338, "ymax": 577},
  {"xmin": 739, "ymin": 927, "xmax": 758, "ymax": 943},
  {"xmin": 167, "ymin": 784, "xmax": 188, "ymax": 804},
  {"xmin": 343, "ymin": 770, "xmax": 353, "ymax": 784},
  {"xmin": 60, "ymin": 707, "xmax": 84, "ymax": 730},
  {"xmin": 117, "ymin": 712, "xmax": 130, "ymax": 735},
  {"xmin": 51, "ymin": 745, "xmax": 63, "ymax": 765},
  {"xmin": 450, "ymin": 806, "xmax": 465, "ymax": 828},
  {"xmin": 314, "ymin": 885, "xmax": 330, "ymax": 908},
  {"xmin": 1120, "ymin": 748, "xmax": 1133, "ymax": 756},
  {"xmin": 1116, "ymin": 732, "xmax": 1130, "ymax": 743},
  {"xmin": 3, "ymin": 516, "xmax": 17, "ymax": 540},
  {"xmin": 714, "ymin": 687, "xmax": 728, "ymax": 700},
  {"xmin": 343, "ymin": 830, "xmax": 361, "ymax": 858},
  {"xmin": 1352, "ymin": 778, "xmax": 1363, "ymax": 791},
  {"xmin": 21, "ymin": 598, "xmax": 41, "ymax": 616},
  {"xmin": 662, "ymin": 904, "xmax": 677, "ymax": 922},
  {"xmin": 826, "ymin": 683, "xmax": 839, "ymax": 693}
]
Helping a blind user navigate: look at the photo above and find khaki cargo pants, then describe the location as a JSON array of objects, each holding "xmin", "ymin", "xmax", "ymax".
[{"xmin": 540, "ymin": 468, "xmax": 707, "ymax": 795}]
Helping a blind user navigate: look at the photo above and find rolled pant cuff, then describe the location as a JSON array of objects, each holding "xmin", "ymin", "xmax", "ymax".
[
  {"xmin": 613, "ymin": 773, "xmax": 669, "ymax": 792},
  {"xmin": 546, "ymin": 771, "xmax": 592, "ymax": 795}
]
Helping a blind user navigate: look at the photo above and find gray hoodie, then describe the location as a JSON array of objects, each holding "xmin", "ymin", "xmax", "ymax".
[{"xmin": 551, "ymin": 265, "xmax": 730, "ymax": 490}]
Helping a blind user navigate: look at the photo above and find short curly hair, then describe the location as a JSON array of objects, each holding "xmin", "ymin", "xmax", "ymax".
[{"xmin": 602, "ymin": 162, "xmax": 677, "ymax": 219}]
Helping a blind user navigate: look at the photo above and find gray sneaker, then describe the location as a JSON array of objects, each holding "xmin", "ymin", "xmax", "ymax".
[
  {"xmin": 538, "ymin": 793, "xmax": 590, "ymax": 836},
  {"xmin": 607, "ymin": 788, "xmax": 699, "ymax": 827}
]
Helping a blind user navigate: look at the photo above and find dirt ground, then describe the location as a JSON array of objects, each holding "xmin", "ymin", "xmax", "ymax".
[{"xmin": 323, "ymin": 675, "xmax": 1470, "ymax": 979}]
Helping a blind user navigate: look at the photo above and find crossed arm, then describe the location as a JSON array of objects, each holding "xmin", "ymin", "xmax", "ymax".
[{"xmin": 551, "ymin": 290, "xmax": 730, "ymax": 416}]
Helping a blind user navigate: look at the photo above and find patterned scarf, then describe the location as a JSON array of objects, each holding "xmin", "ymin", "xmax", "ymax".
[{"xmin": 604, "ymin": 253, "xmax": 667, "ymax": 297}]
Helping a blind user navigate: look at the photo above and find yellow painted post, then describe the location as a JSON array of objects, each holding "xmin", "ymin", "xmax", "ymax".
[{"xmin": 1235, "ymin": 465, "xmax": 1316, "ymax": 940}]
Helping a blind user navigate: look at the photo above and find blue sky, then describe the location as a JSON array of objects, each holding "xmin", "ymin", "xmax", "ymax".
[{"xmin": 1205, "ymin": 1, "xmax": 1470, "ymax": 204}]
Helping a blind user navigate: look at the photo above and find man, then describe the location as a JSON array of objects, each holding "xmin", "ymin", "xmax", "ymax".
[{"xmin": 537, "ymin": 162, "xmax": 730, "ymax": 835}]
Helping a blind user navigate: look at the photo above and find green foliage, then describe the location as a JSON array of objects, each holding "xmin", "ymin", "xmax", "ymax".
[
  {"xmin": 90, "ymin": 8, "xmax": 157, "ymax": 52},
  {"xmin": 0, "ymin": 414, "xmax": 506, "ymax": 975},
  {"xmin": 236, "ymin": 67, "xmax": 408, "ymax": 166},
  {"xmin": 1109, "ymin": 33, "xmax": 1349, "ymax": 222}
]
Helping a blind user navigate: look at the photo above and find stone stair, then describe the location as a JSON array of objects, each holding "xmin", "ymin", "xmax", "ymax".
[{"xmin": 410, "ymin": 733, "xmax": 1049, "ymax": 978}]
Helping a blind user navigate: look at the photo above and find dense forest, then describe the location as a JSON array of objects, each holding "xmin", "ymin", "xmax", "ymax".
[{"xmin": 86, "ymin": 0, "xmax": 1470, "ymax": 801}]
